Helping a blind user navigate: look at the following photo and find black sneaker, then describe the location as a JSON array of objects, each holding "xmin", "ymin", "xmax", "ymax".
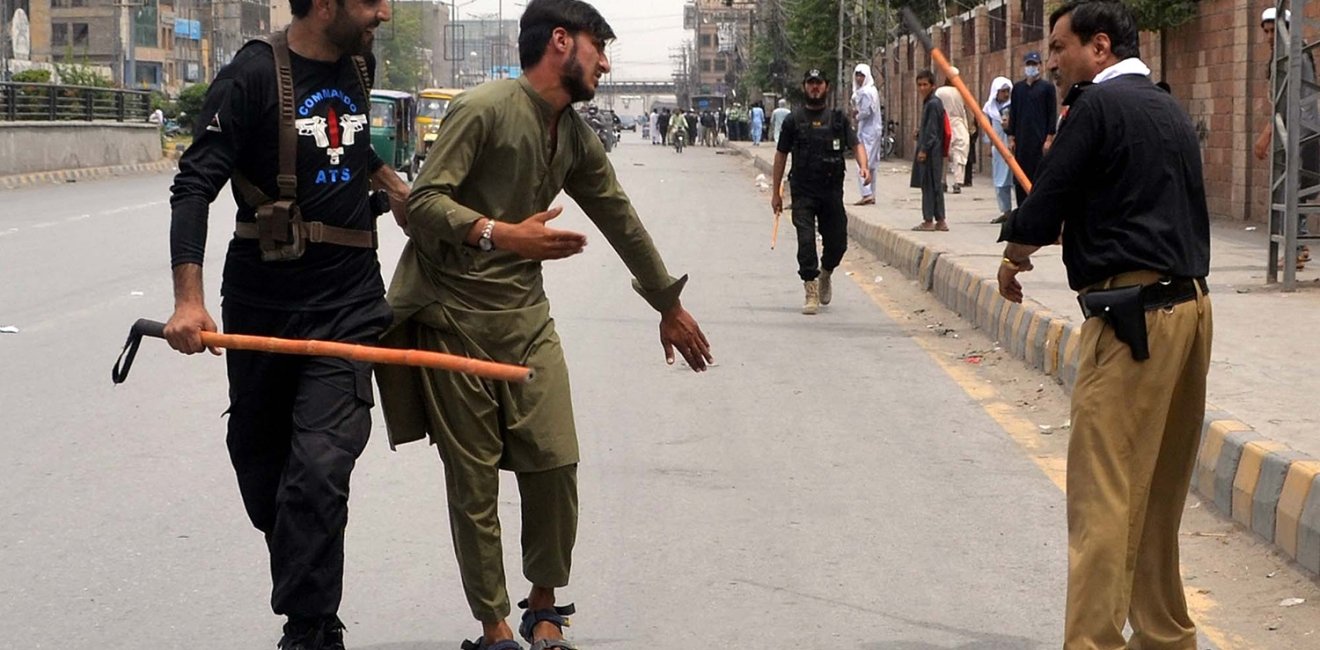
[{"xmin": 278, "ymin": 616, "xmax": 345, "ymax": 650}]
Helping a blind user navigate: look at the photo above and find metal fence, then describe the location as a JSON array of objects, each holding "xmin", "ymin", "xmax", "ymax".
[{"xmin": 0, "ymin": 83, "xmax": 152, "ymax": 123}]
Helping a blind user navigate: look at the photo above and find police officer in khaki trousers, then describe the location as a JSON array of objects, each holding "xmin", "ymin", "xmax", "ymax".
[{"xmin": 996, "ymin": 3, "xmax": 1211, "ymax": 648}]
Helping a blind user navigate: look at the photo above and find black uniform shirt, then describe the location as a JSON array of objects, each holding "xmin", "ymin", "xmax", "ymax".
[
  {"xmin": 777, "ymin": 107, "xmax": 857, "ymax": 195},
  {"xmin": 169, "ymin": 42, "xmax": 386, "ymax": 311},
  {"xmin": 1003, "ymin": 73, "xmax": 1210, "ymax": 291}
]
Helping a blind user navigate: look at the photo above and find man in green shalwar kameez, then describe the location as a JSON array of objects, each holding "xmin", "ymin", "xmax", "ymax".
[{"xmin": 374, "ymin": 1, "xmax": 713, "ymax": 649}]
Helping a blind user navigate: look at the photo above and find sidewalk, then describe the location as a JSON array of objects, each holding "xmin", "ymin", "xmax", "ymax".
[
  {"xmin": 731, "ymin": 141, "xmax": 1320, "ymax": 574},
  {"xmin": 0, "ymin": 159, "xmax": 176, "ymax": 191}
]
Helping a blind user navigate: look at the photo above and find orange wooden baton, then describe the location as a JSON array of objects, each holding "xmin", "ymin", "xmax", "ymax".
[
  {"xmin": 112, "ymin": 319, "xmax": 533, "ymax": 385},
  {"xmin": 901, "ymin": 8, "xmax": 1033, "ymax": 194},
  {"xmin": 772, "ymin": 209, "xmax": 782, "ymax": 249}
]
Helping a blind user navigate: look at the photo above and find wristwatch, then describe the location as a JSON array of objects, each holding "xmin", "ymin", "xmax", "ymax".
[{"xmin": 478, "ymin": 218, "xmax": 496, "ymax": 252}]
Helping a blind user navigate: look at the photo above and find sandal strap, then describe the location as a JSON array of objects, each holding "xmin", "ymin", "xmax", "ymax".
[
  {"xmin": 516, "ymin": 599, "xmax": 575, "ymax": 644},
  {"xmin": 462, "ymin": 637, "xmax": 523, "ymax": 650},
  {"xmin": 529, "ymin": 641, "xmax": 578, "ymax": 650}
]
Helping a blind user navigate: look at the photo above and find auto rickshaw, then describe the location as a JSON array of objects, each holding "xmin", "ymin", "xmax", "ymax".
[
  {"xmin": 369, "ymin": 90, "xmax": 416, "ymax": 180},
  {"xmin": 414, "ymin": 87, "xmax": 464, "ymax": 176}
]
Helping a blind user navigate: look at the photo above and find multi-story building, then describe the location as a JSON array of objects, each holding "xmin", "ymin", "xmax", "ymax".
[{"xmin": 685, "ymin": 0, "xmax": 755, "ymax": 97}]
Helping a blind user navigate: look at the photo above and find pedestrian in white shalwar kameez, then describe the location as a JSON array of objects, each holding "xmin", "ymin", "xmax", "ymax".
[
  {"xmin": 983, "ymin": 76, "xmax": 1014, "ymax": 222},
  {"xmin": 851, "ymin": 63, "xmax": 883, "ymax": 205}
]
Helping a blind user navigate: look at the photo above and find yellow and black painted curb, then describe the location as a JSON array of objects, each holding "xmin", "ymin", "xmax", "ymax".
[
  {"xmin": 736, "ymin": 145, "xmax": 1320, "ymax": 576},
  {"xmin": 0, "ymin": 159, "xmax": 176, "ymax": 191}
]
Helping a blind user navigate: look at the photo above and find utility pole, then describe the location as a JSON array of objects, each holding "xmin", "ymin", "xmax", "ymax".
[{"xmin": 836, "ymin": 0, "xmax": 844, "ymax": 109}]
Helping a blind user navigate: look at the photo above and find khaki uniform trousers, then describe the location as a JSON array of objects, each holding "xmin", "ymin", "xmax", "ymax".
[
  {"xmin": 1065, "ymin": 271, "xmax": 1213, "ymax": 650},
  {"xmin": 414, "ymin": 305, "xmax": 580, "ymax": 623}
]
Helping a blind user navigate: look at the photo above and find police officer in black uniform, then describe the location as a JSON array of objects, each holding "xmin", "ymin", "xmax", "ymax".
[
  {"xmin": 996, "ymin": 3, "xmax": 1211, "ymax": 646},
  {"xmin": 163, "ymin": 0, "xmax": 410, "ymax": 646},
  {"xmin": 771, "ymin": 68, "xmax": 871, "ymax": 315}
]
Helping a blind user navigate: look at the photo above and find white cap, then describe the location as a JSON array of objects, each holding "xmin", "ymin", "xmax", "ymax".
[
  {"xmin": 1262, "ymin": 7, "xmax": 1292, "ymax": 24},
  {"xmin": 949, "ymin": 66, "xmax": 960, "ymax": 77}
]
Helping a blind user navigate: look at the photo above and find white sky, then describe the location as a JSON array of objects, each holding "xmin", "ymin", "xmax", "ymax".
[{"xmin": 451, "ymin": 0, "xmax": 690, "ymax": 80}]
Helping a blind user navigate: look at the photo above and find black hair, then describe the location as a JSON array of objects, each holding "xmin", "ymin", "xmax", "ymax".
[
  {"xmin": 1049, "ymin": 1, "xmax": 1141, "ymax": 60},
  {"xmin": 290, "ymin": 0, "xmax": 348, "ymax": 19},
  {"xmin": 916, "ymin": 69, "xmax": 935, "ymax": 84},
  {"xmin": 518, "ymin": 0, "xmax": 616, "ymax": 70}
]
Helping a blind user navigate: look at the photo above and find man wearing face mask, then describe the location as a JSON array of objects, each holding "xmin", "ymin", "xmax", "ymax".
[{"xmin": 1006, "ymin": 50, "xmax": 1057, "ymax": 206}]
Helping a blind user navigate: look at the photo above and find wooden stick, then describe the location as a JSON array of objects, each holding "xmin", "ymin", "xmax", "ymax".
[
  {"xmin": 199, "ymin": 331, "xmax": 533, "ymax": 384},
  {"xmin": 772, "ymin": 209, "xmax": 782, "ymax": 249},
  {"xmin": 901, "ymin": 8, "xmax": 1033, "ymax": 193}
]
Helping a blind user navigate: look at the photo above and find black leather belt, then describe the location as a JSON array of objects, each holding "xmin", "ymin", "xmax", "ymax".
[{"xmin": 1079, "ymin": 276, "xmax": 1208, "ymax": 319}]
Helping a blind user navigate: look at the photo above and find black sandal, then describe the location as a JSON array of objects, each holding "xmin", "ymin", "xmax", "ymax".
[
  {"xmin": 460, "ymin": 637, "xmax": 523, "ymax": 650},
  {"xmin": 517, "ymin": 599, "xmax": 577, "ymax": 650}
]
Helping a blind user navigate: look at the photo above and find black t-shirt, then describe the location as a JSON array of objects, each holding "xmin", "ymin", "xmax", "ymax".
[
  {"xmin": 169, "ymin": 41, "xmax": 386, "ymax": 311},
  {"xmin": 776, "ymin": 107, "xmax": 857, "ymax": 194},
  {"xmin": 1003, "ymin": 75, "xmax": 1210, "ymax": 290}
]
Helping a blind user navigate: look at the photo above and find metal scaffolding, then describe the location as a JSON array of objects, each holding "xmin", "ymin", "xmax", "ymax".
[{"xmin": 1268, "ymin": 0, "xmax": 1320, "ymax": 289}]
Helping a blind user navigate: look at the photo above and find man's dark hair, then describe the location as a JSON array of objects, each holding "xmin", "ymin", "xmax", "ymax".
[
  {"xmin": 916, "ymin": 70, "xmax": 935, "ymax": 84},
  {"xmin": 518, "ymin": 0, "xmax": 616, "ymax": 70},
  {"xmin": 1049, "ymin": 1, "xmax": 1141, "ymax": 60}
]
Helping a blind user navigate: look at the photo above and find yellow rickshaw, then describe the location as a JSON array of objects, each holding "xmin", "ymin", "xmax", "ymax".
[{"xmin": 413, "ymin": 87, "xmax": 464, "ymax": 176}]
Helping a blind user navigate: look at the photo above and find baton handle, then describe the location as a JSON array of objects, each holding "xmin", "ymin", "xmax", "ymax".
[{"xmin": 113, "ymin": 319, "xmax": 533, "ymax": 385}]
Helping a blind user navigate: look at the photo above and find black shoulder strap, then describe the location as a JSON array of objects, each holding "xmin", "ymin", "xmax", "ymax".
[
  {"xmin": 351, "ymin": 55, "xmax": 371, "ymax": 98},
  {"xmin": 269, "ymin": 30, "xmax": 298, "ymax": 202}
]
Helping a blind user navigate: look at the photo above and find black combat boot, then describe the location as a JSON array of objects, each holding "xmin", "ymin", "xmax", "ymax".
[{"xmin": 278, "ymin": 616, "xmax": 346, "ymax": 650}]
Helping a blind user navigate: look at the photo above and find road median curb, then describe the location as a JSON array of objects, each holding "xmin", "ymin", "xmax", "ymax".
[
  {"xmin": 730, "ymin": 142, "xmax": 1320, "ymax": 575},
  {"xmin": 0, "ymin": 159, "xmax": 176, "ymax": 191}
]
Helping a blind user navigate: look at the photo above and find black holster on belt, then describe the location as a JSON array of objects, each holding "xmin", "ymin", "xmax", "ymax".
[
  {"xmin": 255, "ymin": 197, "xmax": 306, "ymax": 261},
  {"xmin": 1078, "ymin": 285, "xmax": 1150, "ymax": 361}
]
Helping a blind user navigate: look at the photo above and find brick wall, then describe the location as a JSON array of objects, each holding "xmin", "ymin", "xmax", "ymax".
[{"xmin": 877, "ymin": 0, "xmax": 1298, "ymax": 224}]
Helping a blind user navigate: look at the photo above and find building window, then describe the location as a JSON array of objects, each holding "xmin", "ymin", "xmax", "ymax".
[
  {"xmin": 714, "ymin": 57, "xmax": 726, "ymax": 72},
  {"xmin": 700, "ymin": 33, "xmax": 711, "ymax": 48},
  {"xmin": 51, "ymin": 23, "xmax": 68, "ymax": 47},
  {"xmin": 907, "ymin": 38, "xmax": 914, "ymax": 71},
  {"xmin": 962, "ymin": 16, "xmax": 976, "ymax": 57},
  {"xmin": 1021, "ymin": 0, "xmax": 1044, "ymax": 43},
  {"xmin": 701, "ymin": 59, "xmax": 712, "ymax": 73},
  {"xmin": 940, "ymin": 27, "xmax": 950, "ymax": 56},
  {"xmin": 989, "ymin": 5, "xmax": 1007, "ymax": 52}
]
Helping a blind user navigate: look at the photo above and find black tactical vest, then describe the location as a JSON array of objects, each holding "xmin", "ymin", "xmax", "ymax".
[{"xmin": 789, "ymin": 107, "xmax": 847, "ymax": 191}]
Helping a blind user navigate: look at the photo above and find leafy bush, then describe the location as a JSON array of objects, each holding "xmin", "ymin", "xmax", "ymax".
[{"xmin": 13, "ymin": 69, "xmax": 53, "ymax": 83}]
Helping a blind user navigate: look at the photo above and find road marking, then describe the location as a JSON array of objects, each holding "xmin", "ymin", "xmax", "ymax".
[
  {"xmin": 66, "ymin": 214, "xmax": 92, "ymax": 222},
  {"xmin": 30, "ymin": 222, "xmax": 56, "ymax": 229},
  {"xmin": 843, "ymin": 257, "xmax": 1244, "ymax": 650}
]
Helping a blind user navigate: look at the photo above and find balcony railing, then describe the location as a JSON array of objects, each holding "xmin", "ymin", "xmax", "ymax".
[{"xmin": 0, "ymin": 83, "xmax": 152, "ymax": 123}]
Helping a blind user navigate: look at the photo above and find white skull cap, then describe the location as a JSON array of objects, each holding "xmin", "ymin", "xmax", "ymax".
[{"xmin": 1262, "ymin": 7, "xmax": 1292, "ymax": 24}]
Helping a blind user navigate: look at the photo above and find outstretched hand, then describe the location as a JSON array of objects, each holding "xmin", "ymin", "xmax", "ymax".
[
  {"xmin": 659, "ymin": 302, "xmax": 713, "ymax": 372},
  {"xmin": 497, "ymin": 206, "xmax": 588, "ymax": 260}
]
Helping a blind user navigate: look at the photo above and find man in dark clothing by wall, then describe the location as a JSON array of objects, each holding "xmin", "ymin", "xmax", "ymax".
[
  {"xmin": 911, "ymin": 69, "xmax": 947, "ymax": 231},
  {"xmin": 1005, "ymin": 49, "xmax": 1058, "ymax": 208}
]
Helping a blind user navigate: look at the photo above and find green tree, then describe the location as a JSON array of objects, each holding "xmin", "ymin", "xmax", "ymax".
[{"xmin": 373, "ymin": 6, "xmax": 427, "ymax": 91}]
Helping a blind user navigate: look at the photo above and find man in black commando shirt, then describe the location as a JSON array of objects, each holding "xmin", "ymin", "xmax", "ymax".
[
  {"xmin": 997, "ymin": 2, "xmax": 1211, "ymax": 647},
  {"xmin": 163, "ymin": 0, "xmax": 409, "ymax": 646}
]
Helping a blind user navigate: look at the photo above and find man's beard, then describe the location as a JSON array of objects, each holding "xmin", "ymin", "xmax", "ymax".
[
  {"xmin": 329, "ymin": 15, "xmax": 374, "ymax": 56},
  {"xmin": 804, "ymin": 91, "xmax": 827, "ymax": 108},
  {"xmin": 561, "ymin": 44, "xmax": 596, "ymax": 103}
]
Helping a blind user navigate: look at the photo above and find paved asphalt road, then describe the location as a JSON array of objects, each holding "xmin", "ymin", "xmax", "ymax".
[{"xmin": 0, "ymin": 139, "xmax": 1080, "ymax": 648}]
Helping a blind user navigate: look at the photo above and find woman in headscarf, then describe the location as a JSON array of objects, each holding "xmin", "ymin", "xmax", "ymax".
[
  {"xmin": 851, "ymin": 63, "xmax": 883, "ymax": 205},
  {"xmin": 984, "ymin": 76, "xmax": 1014, "ymax": 224}
]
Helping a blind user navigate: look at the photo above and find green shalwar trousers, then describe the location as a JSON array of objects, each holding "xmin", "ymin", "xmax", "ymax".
[{"xmin": 414, "ymin": 301, "xmax": 581, "ymax": 622}]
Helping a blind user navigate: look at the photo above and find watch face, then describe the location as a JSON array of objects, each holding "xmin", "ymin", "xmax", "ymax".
[{"xmin": 479, "ymin": 237, "xmax": 494, "ymax": 252}]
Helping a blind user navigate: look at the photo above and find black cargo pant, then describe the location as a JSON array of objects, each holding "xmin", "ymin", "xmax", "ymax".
[
  {"xmin": 222, "ymin": 297, "xmax": 392, "ymax": 619},
  {"xmin": 791, "ymin": 187, "xmax": 849, "ymax": 281}
]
